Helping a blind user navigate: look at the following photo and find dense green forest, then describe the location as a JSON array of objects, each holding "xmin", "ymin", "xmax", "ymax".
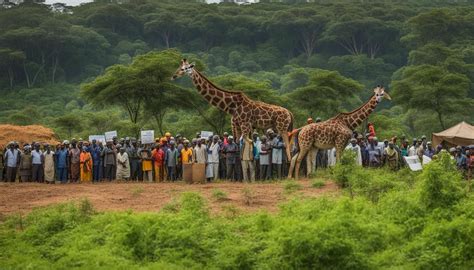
[{"xmin": 0, "ymin": 0, "xmax": 473, "ymax": 139}]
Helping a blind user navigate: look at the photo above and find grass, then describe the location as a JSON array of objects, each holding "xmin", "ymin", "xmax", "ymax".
[
  {"xmin": 211, "ymin": 189, "xmax": 228, "ymax": 202},
  {"xmin": 283, "ymin": 180, "xmax": 302, "ymax": 194},
  {"xmin": 311, "ymin": 179, "xmax": 326, "ymax": 188}
]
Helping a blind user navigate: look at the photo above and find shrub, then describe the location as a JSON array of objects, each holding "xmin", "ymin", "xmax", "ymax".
[
  {"xmin": 332, "ymin": 150, "xmax": 359, "ymax": 188},
  {"xmin": 211, "ymin": 189, "xmax": 228, "ymax": 202},
  {"xmin": 418, "ymin": 152, "xmax": 465, "ymax": 210},
  {"xmin": 283, "ymin": 180, "xmax": 302, "ymax": 194},
  {"xmin": 242, "ymin": 187, "xmax": 255, "ymax": 206},
  {"xmin": 311, "ymin": 179, "xmax": 326, "ymax": 188}
]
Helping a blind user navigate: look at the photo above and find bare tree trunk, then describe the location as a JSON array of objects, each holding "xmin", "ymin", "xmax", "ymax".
[
  {"xmin": 23, "ymin": 62, "xmax": 31, "ymax": 88},
  {"xmin": 8, "ymin": 68, "xmax": 14, "ymax": 89},
  {"xmin": 52, "ymin": 56, "xmax": 59, "ymax": 84}
]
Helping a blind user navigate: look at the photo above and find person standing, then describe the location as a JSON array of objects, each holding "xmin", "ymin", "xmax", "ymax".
[
  {"xmin": 116, "ymin": 146, "xmax": 130, "ymax": 181},
  {"xmin": 346, "ymin": 138, "xmax": 362, "ymax": 166},
  {"xmin": 259, "ymin": 136, "xmax": 271, "ymax": 180},
  {"xmin": 56, "ymin": 142, "xmax": 69, "ymax": 183},
  {"xmin": 206, "ymin": 135, "xmax": 220, "ymax": 181},
  {"xmin": 31, "ymin": 143, "xmax": 44, "ymax": 182},
  {"xmin": 102, "ymin": 141, "xmax": 116, "ymax": 182},
  {"xmin": 240, "ymin": 136, "xmax": 255, "ymax": 182},
  {"xmin": 271, "ymin": 135, "xmax": 284, "ymax": 179},
  {"xmin": 368, "ymin": 137, "xmax": 382, "ymax": 168},
  {"xmin": 19, "ymin": 145, "xmax": 32, "ymax": 182},
  {"xmin": 69, "ymin": 139, "xmax": 81, "ymax": 183},
  {"xmin": 80, "ymin": 146, "xmax": 92, "ymax": 182},
  {"xmin": 4, "ymin": 142, "xmax": 20, "ymax": 182},
  {"xmin": 194, "ymin": 138, "xmax": 207, "ymax": 164},
  {"xmin": 141, "ymin": 145, "xmax": 153, "ymax": 182},
  {"xmin": 252, "ymin": 132, "xmax": 261, "ymax": 180},
  {"xmin": 165, "ymin": 141, "xmax": 178, "ymax": 181},
  {"xmin": 43, "ymin": 144, "xmax": 55, "ymax": 184},
  {"xmin": 181, "ymin": 140, "xmax": 193, "ymax": 164},
  {"xmin": 424, "ymin": 142, "xmax": 436, "ymax": 159},
  {"xmin": 0, "ymin": 146, "xmax": 4, "ymax": 182},
  {"xmin": 152, "ymin": 144, "xmax": 165, "ymax": 182},
  {"xmin": 384, "ymin": 142, "xmax": 399, "ymax": 171},
  {"xmin": 223, "ymin": 136, "xmax": 238, "ymax": 181},
  {"xmin": 127, "ymin": 139, "xmax": 140, "ymax": 181},
  {"xmin": 90, "ymin": 139, "xmax": 102, "ymax": 182}
]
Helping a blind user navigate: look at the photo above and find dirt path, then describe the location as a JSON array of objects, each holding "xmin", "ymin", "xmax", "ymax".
[{"xmin": 0, "ymin": 180, "xmax": 338, "ymax": 216}]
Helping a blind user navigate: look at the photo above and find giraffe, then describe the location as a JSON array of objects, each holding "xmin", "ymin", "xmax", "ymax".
[
  {"xmin": 288, "ymin": 86, "xmax": 391, "ymax": 179},
  {"xmin": 172, "ymin": 59, "xmax": 294, "ymax": 160}
]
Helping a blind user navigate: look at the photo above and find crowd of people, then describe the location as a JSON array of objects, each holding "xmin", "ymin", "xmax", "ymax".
[{"xmin": 0, "ymin": 122, "xmax": 473, "ymax": 184}]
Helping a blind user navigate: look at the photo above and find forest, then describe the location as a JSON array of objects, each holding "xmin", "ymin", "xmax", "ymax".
[{"xmin": 0, "ymin": 0, "xmax": 473, "ymax": 139}]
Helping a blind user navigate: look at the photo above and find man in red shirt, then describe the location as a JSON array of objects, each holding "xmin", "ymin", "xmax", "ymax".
[{"xmin": 152, "ymin": 143, "xmax": 165, "ymax": 182}]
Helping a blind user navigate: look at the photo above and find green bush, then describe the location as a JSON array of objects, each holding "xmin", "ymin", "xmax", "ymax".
[
  {"xmin": 211, "ymin": 189, "xmax": 228, "ymax": 202},
  {"xmin": 311, "ymin": 179, "xmax": 326, "ymax": 188},
  {"xmin": 1, "ymin": 161, "xmax": 473, "ymax": 269}
]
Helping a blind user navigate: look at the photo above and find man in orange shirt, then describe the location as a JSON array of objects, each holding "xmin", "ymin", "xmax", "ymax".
[{"xmin": 152, "ymin": 143, "xmax": 165, "ymax": 182}]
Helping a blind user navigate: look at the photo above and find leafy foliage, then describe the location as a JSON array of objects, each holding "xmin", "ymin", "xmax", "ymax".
[{"xmin": 1, "ymin": 158, "xmax": 473, "ymax": 269}]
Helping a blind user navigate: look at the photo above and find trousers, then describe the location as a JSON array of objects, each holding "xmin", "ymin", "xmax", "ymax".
[
  {"xmin": 32, "ymin": 164, "xmax": 43, "ymax": 182},
  {"xmin": 241, "ymin": 160, "xmax": 255, "ymax": 182},
  {"xmin": 6, "ymin": 167, "xmax": 17, "ymax": 182},
  {"xmin": 57, "ymin": 167, "xmax": 67, "ymax": 183}
]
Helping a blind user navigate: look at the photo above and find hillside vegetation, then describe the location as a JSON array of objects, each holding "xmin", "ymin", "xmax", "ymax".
[{"xmin": 0, "ymin": 0, "xmax": 473, "ymax": 139}]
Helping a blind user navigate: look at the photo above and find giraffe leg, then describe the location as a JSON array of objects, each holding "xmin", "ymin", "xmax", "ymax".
[
  {"xmin": 306, "ymin": 148, "xmax": 319, "ymax": 177},
  {"xmin": 231, "ymin": 117, "xmax": 241, "ymax": 140},
  {"xmin": 280, "ymin": 131, "xmax": 292, "ymax": 163},
  {"xmin": 288, "ymin": 152, "xmax": 298, "ymax": 179},
  {"xmin": 294, "ymin": 147, "xmax": 310, "ymax": 180}
]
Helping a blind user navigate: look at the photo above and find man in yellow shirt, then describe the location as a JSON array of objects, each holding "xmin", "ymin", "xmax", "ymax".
[{"xmin": 181, "ymin": 140, "xmax": 193, "ymax": 164}]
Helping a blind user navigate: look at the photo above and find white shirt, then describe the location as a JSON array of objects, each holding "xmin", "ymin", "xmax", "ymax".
[
  {"xmin": 408, "ymin": 146, "xmax": 417, "ymax": 157},
  {"xmin": 208, "ymin": 143, "xmax": 220, "ymax": 163},
  {"xmin": 31, "ymin": 150, "xmax": 43, "ymax": 164}
]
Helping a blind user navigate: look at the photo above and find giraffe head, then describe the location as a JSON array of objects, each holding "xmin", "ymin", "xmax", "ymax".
[
  {"xmin": 373, "ymin": 86, "xmax": 391, "ymax": 103},
  {"xmin": 171, "ymin": 59, "xmax": 195, "ymax": 80}
]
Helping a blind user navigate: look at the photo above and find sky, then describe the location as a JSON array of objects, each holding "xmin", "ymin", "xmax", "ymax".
[{"xmin": 44, "ymin": 0, "xmax": 93, "ymax": 6}]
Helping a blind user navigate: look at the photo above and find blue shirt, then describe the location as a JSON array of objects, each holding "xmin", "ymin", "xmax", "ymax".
[
  {"xmin": 56, "ymin": 149, "xmax": 68, "ymax": 168},
  {"xmin": 90, "ymin": 145, "xmax": 102, "ymax": 165}
]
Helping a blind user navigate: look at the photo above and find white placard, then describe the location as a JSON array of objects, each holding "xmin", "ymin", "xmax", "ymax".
[
  {"xmin": 104, "ymin": 131, "xmax": 117, "ymax": 142},
  {"xmin": 89, "ymin": 135, "xmax": 106, "ymax": 143},
  {"xmin": 200, "ymin": 131, "xmax": 213, "ymax": 139},
  {"xmin": 404, "ymin": 156, "xmax": 423, "ymax": 171},
  {"xmin": 141, "ymin": 130, "xmax": 155, "ymax": 144}
]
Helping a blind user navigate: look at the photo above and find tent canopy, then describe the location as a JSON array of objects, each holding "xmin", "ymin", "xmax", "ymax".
[{"xmin": 432, "ymin": 121, "xmax": 474, "ymax": 147}]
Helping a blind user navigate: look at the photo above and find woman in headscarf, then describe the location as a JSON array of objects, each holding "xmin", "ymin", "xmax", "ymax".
[{"xmin": 80, "ymin": 146, "xmax": 92, "ymax": 182}]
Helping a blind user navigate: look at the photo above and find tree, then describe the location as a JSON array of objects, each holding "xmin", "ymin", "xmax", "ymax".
[
  {"xmin": 55, "ymin": 114, "xmax": 83, "ymax": 138},
  {"xmin": 391, "ymin": 65, "xmax": 472, "ymax": 129},
  {"xmin": 323, "ymin": 17, "xmax": 399, "ymax": 59},
  {"xmin": 81, "ymin": 49, "xmax": 190, "ymax": 132},
  {"xmin": 287, "ymin": 69, "xmax": 363, "ymax": 118}
]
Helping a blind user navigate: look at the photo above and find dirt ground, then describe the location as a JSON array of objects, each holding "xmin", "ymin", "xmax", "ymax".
[{"xmin": 0, "ymin": 180, "xmax": 338, "ymax": 216}]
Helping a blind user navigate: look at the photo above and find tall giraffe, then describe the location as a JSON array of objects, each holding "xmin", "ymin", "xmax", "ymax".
[
  {"xmin": 289, "ymin": 86, "xmax": 391, "ymax": 179},
  {"xmin": 172, "ymin": 59, "xmax": 294, "ymax": 160}
]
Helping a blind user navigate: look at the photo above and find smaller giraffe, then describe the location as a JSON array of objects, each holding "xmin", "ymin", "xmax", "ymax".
[{"xmin": 289, "ymin": 86, "xmax": 391, "ymax": 179}]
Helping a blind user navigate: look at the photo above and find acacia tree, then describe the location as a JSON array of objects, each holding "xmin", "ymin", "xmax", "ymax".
[
  {"xmin": 82, "ymin": 50, "xmax": 188, "ymax": 130},
  {"xmin": 287, "ymin": 69, "xmax": 363, "ymax": 118},
  {"xmin": 391, "ymin": 65, "xmax": 471, "ymax": 129}
]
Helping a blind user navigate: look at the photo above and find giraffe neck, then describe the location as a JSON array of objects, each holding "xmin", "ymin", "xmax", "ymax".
[
  {"xmin": 190, "ymin": 69, "xmax": 238, "ymax": 114},
  {"xmin": 340, "ymin": 95, "xmax": 378, "ymax": 130}
]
